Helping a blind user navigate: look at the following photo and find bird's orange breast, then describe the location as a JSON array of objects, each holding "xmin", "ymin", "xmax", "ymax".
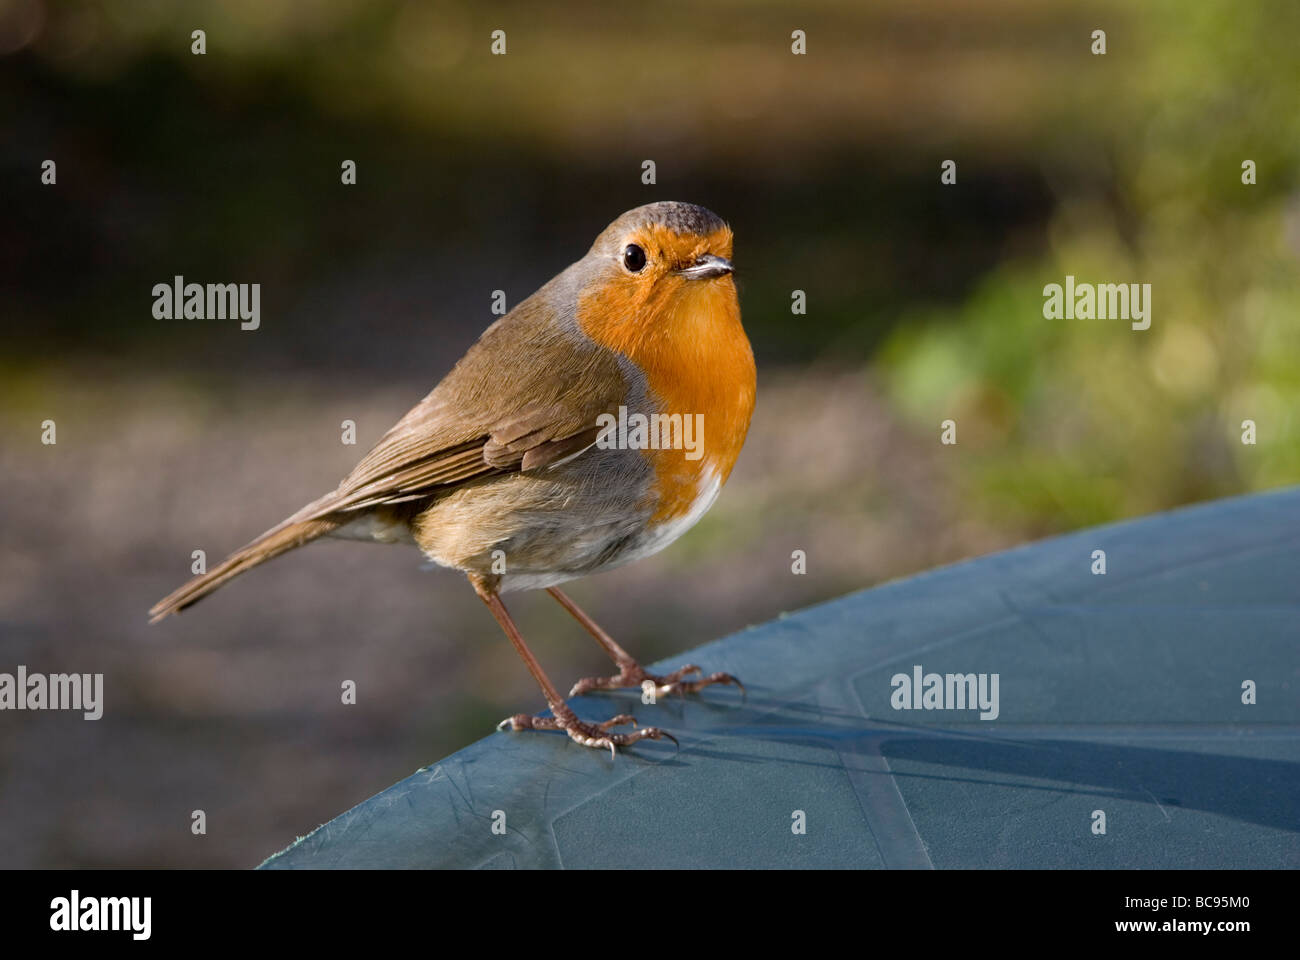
[{"xmin": 576, "ymin": 237, "xmax": 755, "ymax": 527}]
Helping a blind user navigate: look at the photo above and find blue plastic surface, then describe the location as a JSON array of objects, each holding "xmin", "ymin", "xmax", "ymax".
[{"xmin": 260, "ymin": 488, "xmax": 1300, "ymax": 869}]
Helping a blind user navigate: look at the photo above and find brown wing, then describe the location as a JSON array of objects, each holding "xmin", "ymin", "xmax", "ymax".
[
  {"xmin": 304, "ymin": 288, "xmax": 626, "ymax": 518},
  {"xmin": 149, "ymin": 279, "xmax": 625, "ymax": 623}
]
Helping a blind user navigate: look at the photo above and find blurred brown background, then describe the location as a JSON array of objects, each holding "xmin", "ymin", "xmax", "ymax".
[{"xmin": 1, "ymin": 0, "xmax": 1298, "ymax": 867}]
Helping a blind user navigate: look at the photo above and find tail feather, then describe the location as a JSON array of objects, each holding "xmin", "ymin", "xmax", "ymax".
[{"xmin": 149, "ymin": 514, "xmax": 340, "ymax": 623}]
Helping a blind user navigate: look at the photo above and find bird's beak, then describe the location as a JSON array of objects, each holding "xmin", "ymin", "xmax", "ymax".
[{"xmin": 677, "ymin": 253, "xmax": 734, "ymax": 280}]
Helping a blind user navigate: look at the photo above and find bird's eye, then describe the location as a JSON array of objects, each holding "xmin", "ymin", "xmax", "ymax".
[{"xmin": 622, "ymin": 243, "xmax": 647, "ymax": 273}]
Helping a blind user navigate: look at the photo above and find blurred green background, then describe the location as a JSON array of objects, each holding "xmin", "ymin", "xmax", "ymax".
[{"xmin": 1, "ymin": 0, "xmax": 1297, "ymax": 867}]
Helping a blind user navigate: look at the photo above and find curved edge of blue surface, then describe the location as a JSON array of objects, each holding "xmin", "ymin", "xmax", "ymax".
[{"xmin": 259, "ymin": 487, "xmax": 1300, "ymax": 869}]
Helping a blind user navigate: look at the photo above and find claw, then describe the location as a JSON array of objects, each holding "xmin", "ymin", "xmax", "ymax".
[
  {"xmin": 599, "ymin": 714, "xmax": 637, "ymax": 730},
  {"xmin": 500, "ymin": 709, "xmax": 678, "ymax": 756},
  {"xmin": 707, "ymin": 672, "xmax": 745, "ymax": 698},
  {"xmin": 570, "ymin": 663, "xmax": 744, "ymax": 700},
  {"xmin": 497, "ymin": 713, "xmax": 531, "ymax": 732}
]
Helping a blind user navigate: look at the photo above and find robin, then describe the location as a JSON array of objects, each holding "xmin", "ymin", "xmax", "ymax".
[{"xmin": 149, "ymin": 201, "xmax": 756, "ymax": 755}]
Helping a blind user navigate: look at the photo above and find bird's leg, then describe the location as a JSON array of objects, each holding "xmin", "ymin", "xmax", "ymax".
[
  {"xmin": 546, "ymin": 586, "xmax": 744, "ymax": 699},
  {"xmin": 469, "ymin": 575, "xmax": 676, "ymax": 756}
]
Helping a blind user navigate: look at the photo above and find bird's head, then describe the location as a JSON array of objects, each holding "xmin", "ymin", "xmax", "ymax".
[{"xmin": 575, "ymin": 201, "xmax": 739, "ymax": 358}]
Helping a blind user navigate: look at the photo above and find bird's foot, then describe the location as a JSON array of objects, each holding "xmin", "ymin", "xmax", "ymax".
[
  {"xmin": 497, "ymin": 707, "xmax": 677, "ymax": 757},
  {"xmin": 569, "ymin": 662, "xmax": 744, "ymax": 699}
]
